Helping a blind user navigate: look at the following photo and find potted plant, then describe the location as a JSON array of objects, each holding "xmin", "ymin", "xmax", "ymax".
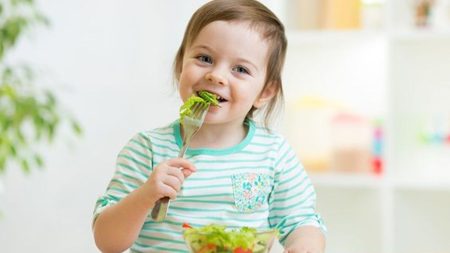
[{"xmin": 0, "ymin": 0, "xmax": 82, "ymax": 177}]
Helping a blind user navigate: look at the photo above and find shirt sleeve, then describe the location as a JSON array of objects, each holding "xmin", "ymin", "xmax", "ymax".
[
  {"xmin": 92, "ymin": 132, "xmax": 153, "ymax": 225},
  {"xmin": 268, "ymin": 137, "xmax": 326, "ymax": 243}
]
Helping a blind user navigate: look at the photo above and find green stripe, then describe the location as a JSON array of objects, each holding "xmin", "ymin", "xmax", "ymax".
[
  {"xmin": 138, "ymin": 234, "xmax": 185, "ymax": 245},
  {"xmin": 140, "ymin": 227, "xmax": 183, "ymax": 237},
  {"xmin": 150, "ymin": 131, "xmax": 175, "ymax": 138},
  {"xmin": 274, "ymin": 146, "xmax": 289, "ymax": 168},
  {"xmin": 118, "ymin": 154, "xmax": 151, "ymax": 170},
  {"xmin": 274, "ymin": 174, "xmax": 307, "ymax": 195},
  {"xmin": 106, "ymin": 186, "xmax": 130, "ymax": 196},
  {"xmin": 151, "ymin": 150, "xmax": 175, "ymax": 159},
  {"xmin": 152, "ymin": 143, "xmax": 179, "ymax": 153},
  {"xmin": 115, "ymin": 170, "xmax": 145, "ymax": 183},
  {"xmin": 249, "ymin": 142, "xmax": 275, "ymax": 147},
  {"xmin": 109, "ymin": 178, "xmax": 139, "ymax": 190},
  {"xmin": 123, "ymin": 146, "xmax": 151, "ymax": 160},
  {"xmin": 283, "ymin": 161, "xmax": 301, "ymax": 175},
  {"xmin": 171, "ymin": 212, "xmax": 268, "ymax": 223},
  {"xmin": 254, "ymin": 133, "xmax": 277, "ymax": 139},
  {"xmin": 195, "ymin": 166, "xmax": 274, "ymax": 173},
  {"xmin": 269, "ymin": 210, "xmax": 316, "ymax": 222},
  {"xmin": 174, "ymin": 199, "xmax": 234, "ymax": 205},
  {"xmin": 279, "ymin": 170, "xmax": 303, "ymax": 186},
  {"xmin": 148, "ymin": 134, "xmax": 177, "ymax": 145},
  {"xmin": 270, "ymin": 191, "xmax": 315, "ymax": 211},
  {"xmin": 178, "ymin": 193, "xmax": 232, "ymax": 199},
  {"xmin": 273, "ymin": 184, "xmax": 313, "ymax": 203},
  {"xmin": 193, "ymin": 157, "xmax": 276, "ymax": 164},
  {"xmin": 137, "ymin": 132, "xmax": 151, "ymax": 142},
  {"xmin": 169, "ymin": 205, "xmax": 269, "ymax": 214},
  {"xmin": 133, "ymin": 241, "xmax": 188, "ymax": 253},
  {"xmin": 188, "ymin": 174, "xmax": 273, "ymax": 182},
  {"xmin": 130, "ymin": 139, "xmax": 152, "ymax": 153},
  {"xmin": 285, "ymin": 154, "xmax": 297, "ymax": 164},
  {"xmin": 183, "ymin": 183, "xmax": 229, "ymax": 190},
  {"xmin": 117, "ymin": 162, "xmax": 149, "ymax": 179}
]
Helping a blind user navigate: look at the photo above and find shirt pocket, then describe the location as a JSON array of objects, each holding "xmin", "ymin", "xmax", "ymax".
[{"xmin": 231, "ymin": 172, "xmax": 272, "ymax": 213}]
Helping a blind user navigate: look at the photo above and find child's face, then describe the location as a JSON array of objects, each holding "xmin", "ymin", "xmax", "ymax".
[{"xmin": 178, "ymin": 20, "xmax": 273, "ymax": 126}]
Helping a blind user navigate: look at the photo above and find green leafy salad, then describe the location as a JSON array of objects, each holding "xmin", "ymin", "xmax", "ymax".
[
  {"xmin": 183, "ymin": 223, "xmax": 278, "ymax": 253},
  {"xmin": 179, "ymin": 91, "xmax": 220, "ymax": 123}
]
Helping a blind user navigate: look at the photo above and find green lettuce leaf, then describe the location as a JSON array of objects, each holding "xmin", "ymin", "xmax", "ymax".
[{"xmin": 179, "ymin": 91, "xmax": 219, "ymax": 123}]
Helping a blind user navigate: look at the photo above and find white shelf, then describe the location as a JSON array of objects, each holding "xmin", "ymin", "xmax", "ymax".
[
  {"xmin": 389, "ymin": 29, "xmax": 450, "ymax": 41},
  {"xmin": 311, "ymin": 173, "xmax": 450, "ymax": 191},
  {"xmin": 310, "ymin": 173, "xmax": 385, "ymax": 189},
  {"xmin": 393, "ymin": 179, "xmax": 450, "ymax": 191},
  {"xmin": 278, "ymin": 0, "xmax": 450, "ymax": 252},
  {"xmin": 287, "ymin": 29, "xmax": 385, "ymax": 45}
]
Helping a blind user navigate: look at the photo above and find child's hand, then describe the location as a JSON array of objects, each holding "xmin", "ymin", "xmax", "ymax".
[
  {"xmin": 283, "ymin": 246, "xmax": 323, "ymax": 253},
  {"xmin": 145, "ymin": 158, "xmax": 196, "ymax": 204},
  {"xmin": 282, "ymin": 226, "xmax": 325, "ymax": 253}
]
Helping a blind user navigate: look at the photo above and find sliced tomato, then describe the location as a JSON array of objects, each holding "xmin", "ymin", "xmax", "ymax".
[
  {"xmin": 234, "ymin": 247, "xmax": 252, "ymax": 253},
  {"xmin": 182, "ymin": 222, "xmax": 192, "ymax": 229},
  {"xmin": 198, "ymin": 244, "xmax": 217, "ymax": 253}
]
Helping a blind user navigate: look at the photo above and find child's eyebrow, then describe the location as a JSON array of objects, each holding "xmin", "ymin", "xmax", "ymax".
[{"xmin": 190, "ymin": 45, "xmax": 213, "ymax": 52}]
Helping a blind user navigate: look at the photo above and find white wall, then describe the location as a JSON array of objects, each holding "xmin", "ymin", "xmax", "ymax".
[{"xmin": 0, "ymin": 1, "xmax": 209, "ymax": 252}]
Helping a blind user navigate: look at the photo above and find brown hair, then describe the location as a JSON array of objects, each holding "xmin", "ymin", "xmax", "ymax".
[{"xmin": 173, "ymin": 0, "xmax": 287, "ymax": 128}]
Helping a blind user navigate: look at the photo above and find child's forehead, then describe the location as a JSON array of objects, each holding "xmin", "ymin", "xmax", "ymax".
[{"xmin": 191, "ymin": 20, "xmax": 267, "ymax": 46}]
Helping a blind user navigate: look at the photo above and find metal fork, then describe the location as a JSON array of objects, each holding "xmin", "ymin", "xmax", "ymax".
[{"xmin": 151, "ymin": 102, "xmax": 210, "ymax": 221}]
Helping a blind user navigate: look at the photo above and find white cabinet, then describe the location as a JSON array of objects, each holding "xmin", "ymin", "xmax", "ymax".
[{"xmin": 275, "ymin": 1, "xmax": 450, "ymax": 252}]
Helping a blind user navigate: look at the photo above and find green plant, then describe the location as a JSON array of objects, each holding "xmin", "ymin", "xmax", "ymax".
[{"xmin": 0, "ymin": 0, "xmax": 82, "ymax": 174}]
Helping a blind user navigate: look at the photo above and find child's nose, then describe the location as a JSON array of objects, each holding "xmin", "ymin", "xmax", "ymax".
[{"xmin": 205, "ymin": 70, "xmax": 227, "ymax": 86}]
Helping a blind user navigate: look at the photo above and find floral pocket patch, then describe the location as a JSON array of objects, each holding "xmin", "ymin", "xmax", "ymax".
[{"xmin": 231, "ymin": 173, "xmax": 271, "ymax": 212}]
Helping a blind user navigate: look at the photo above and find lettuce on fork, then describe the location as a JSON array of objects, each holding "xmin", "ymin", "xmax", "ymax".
[
  {"xmin": 183, "ymin": 223, "xmax": 278, "ymax": 253},
  {"xmin": 180, "ymin": 91, "xmax": 219, "ymax": 123}
]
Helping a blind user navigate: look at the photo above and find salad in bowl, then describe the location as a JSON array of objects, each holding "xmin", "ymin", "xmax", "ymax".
[{"xmin": 182, "ymin": 223, "xmax": 278, "ymax": 253}]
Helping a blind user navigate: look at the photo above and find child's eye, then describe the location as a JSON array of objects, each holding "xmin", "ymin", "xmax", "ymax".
[
  {"xmin": 197, "ymin": 55, "xmax": 213, "ymax": 64},
  {"xmin": 232, "ymin": 65, "xmax": 250, "ymax": 75}
]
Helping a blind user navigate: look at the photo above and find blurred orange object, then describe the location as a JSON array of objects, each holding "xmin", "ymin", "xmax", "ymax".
[
  {"xmin": 322, "ymin": 0, "xmax": 361, "ymax": 29},
  {"xmin": 330, "ymin": 112, "xmax": 372, "ymax": 173}
]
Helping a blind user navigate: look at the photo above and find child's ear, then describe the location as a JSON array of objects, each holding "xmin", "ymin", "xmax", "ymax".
[{"xmin": 253, "ymin": 82, "xmax": 277, "ymax": 108}]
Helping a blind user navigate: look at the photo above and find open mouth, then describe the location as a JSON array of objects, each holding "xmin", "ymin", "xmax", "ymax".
[{"xmin": 197, "ymin": 90, "xmax": 228, "ymax": 103}]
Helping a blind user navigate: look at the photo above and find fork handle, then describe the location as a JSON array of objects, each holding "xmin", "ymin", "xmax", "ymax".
[
  {"xmin": 151, "ymin": 151, "xmax": 186, "ymax": 221},
  {"xmin": 151, "ymin": 197, "xmax": 170, "ymax": 221}
]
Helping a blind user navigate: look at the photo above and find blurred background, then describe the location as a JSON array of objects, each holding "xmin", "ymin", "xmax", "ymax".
[{"xmin": 1, "ymin": 0, "xmax": 450, "ymax": 252}]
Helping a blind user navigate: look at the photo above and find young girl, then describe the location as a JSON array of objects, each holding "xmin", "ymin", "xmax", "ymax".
[{"xmin": 93, "ymin": 0, "xmax": 326, "ymax": 252}]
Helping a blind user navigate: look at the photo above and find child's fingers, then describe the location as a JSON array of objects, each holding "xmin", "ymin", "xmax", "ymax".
[
  {"xmin": 166, "ymin": 158, "xmax": 197, "ymax": 174},
  {"xmin": 166, "ymin": 166, "xmax": 185, "ymax": 184},
  {"xmin": 162, "ymin": 175, "xmax": 183, "ymax": 193}
]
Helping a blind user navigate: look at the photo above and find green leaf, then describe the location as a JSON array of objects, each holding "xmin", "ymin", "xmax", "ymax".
[
  {"xmin": 20, "ymin": 158, "xmax": 30, "ymax": 174},
  {"xmin": 71, "ymin": 120, "xmax": 83, "ymax": 136},
  {"xmin": 34, "ymin": 154, "xmax": 43, "ymax": 167}
]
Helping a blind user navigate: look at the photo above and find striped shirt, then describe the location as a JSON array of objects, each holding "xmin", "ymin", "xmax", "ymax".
[{"xmin": 93, "ymin": 119, "xmax": 326, "ymax": 252}]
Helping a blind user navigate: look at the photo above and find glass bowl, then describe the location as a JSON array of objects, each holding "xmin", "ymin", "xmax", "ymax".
[{"xmin": 183, "ymin": 228, "xmax": 278, "ymax": 253}]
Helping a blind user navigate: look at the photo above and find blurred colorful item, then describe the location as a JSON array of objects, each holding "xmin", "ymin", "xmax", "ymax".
[
  {"xmin": 284, "ymin": 96, "xmax": 384, "ymax": 175},
  {"xmin": 372, "ymin": 119, "xmax": 384, "ymax": 175},
  {"xmin": 414, "ymin": 0, "xmax": 435, "ymax": 27},
  {"xmin": 418, "ymin": 116, "xmax": 450, "ymax": 145},
  {"xmin": 330, "ymin": 112, "xmax": 373, "ymax": 173},
  {"xmin": 291, "ymin": 0, "xmax": 385, "ymax": 30}
]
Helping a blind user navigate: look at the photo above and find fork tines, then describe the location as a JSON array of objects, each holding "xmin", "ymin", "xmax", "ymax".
[{"xmin": 190, "ymin": 102, "xmax": 209, "ymax": 119}]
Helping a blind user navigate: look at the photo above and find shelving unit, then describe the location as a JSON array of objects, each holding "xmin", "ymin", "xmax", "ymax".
[{"xmin": 273, "ymin": 1, "xmax": 450, "ymax": 253}]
